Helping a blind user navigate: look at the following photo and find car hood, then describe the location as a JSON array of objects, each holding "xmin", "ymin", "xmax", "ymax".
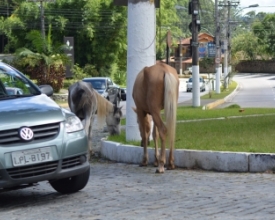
[
  {"xmin": 187, "ymin": 82, "xmax": 203, "ymax": 85},
  {"xmin": 0, "ymin": 94, "xmax": 64, "ymax": 130},
  {"xmin": 96, "ymin": 89, "xmax": 104, "ymax": 94}
]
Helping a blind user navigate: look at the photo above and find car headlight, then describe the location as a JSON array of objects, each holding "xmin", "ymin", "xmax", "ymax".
[{"xmin": 65, "ymin": 116, "xmax": 84, "ymax": 133}]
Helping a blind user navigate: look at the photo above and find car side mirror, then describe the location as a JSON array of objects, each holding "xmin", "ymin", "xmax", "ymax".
[{"xmin": 38, "ymin": 85, "xmax": 54, "ymax": 97}]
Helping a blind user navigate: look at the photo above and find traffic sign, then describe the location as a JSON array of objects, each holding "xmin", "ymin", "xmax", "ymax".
[{"xmin": 215, "ymin": 57, "xmax": 221, "ymax": 64}]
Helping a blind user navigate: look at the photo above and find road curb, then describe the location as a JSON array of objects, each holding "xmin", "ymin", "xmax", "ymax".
[
  {"xmin": 204, "ymin": 99, "xmax": 225, "ymax": 109},
  {"xmin": 203, "ymin": 81, "xmax": 240, "ymax": 109},
  {"xmin": 100, "ymin": 139, "xmax": 275, "ymax": 173}
]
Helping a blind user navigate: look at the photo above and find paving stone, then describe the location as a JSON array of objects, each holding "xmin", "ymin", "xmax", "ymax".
[{"xmin": 1, "ymin": 161, "xmax": 275, "ymax": 220}]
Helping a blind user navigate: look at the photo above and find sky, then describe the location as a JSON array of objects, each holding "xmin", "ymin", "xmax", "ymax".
[{"xmin": 239, "ymin": 0, "xmax": 275, "ymax": 14}]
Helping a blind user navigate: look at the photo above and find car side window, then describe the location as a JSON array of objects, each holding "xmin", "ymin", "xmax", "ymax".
[
  {"xmin": 0, "ymin": 67, "xmax": 32, "ymax": 95},
  {"xmin": 108, "ymin": 79, "xmax": 113, "ymax": 87}
]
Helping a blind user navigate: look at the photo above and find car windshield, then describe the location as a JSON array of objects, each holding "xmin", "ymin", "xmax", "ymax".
[
  {"xmin": 188, "ymin": 78, "xmax": 203, "ymax": 83},
  {"xmin": 0, "ymin": 62, "xmax": 40, "ymax": 99},
  {"xmin": 83, "ymin": 79, "xmax": 106, "ymax": 89}
]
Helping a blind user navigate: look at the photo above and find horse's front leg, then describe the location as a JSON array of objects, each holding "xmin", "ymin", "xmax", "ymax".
[
  {"xmin": 83, "ymin": 118, "xmax": 93, "ymax": 157},
  {"xmin": 140, "ymin": 137, "xmax": 149, "ymax": 167},
  {"xmin": 139, "ymin": 115, "xmax": 151, "ymax": 167}
]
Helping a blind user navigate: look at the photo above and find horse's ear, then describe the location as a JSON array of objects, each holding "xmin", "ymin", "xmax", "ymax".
[
  {"xmin": 113, "ymin": 105, "xmax": 123, "ymax": 112},
  {"xmin": 132, "ymin": 107, "xmax": 137, "ymax": 113}
]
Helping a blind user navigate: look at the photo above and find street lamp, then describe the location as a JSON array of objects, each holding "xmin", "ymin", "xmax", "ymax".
[
  {"xmin": 234, "ymin": 4, "xmax": 259, "ymax": 17},
  {"xmin": 228, "ymin": 3, "xmax": 259, "ymax": 62}
]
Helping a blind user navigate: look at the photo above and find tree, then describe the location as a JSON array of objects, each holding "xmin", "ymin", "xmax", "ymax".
[
  {"xmin": 13, "ymin": 28, "xmax": 70, "ymax": 92},
  {"xmin": 231, "ymin": 32, "xmax": 262, "ymax": 61},
  {"xmin": 253, "ymin": 13, "xmax": 275, "ymax": 58}
]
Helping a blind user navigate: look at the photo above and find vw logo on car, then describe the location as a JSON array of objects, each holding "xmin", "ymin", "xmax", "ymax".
[{"xmin": 19, "ymin": 127, "xmax": 34, "ymax": 141}]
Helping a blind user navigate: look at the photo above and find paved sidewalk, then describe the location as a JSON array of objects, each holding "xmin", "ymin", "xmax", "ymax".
[{"xmin": 2, "ymin": 161, "xmax": 275, "ymax": 220}]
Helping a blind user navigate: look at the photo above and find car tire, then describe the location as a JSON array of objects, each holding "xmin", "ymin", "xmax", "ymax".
[{"xmin": 49, "ymin": 166, "xmax": 90, "ymax": 194}]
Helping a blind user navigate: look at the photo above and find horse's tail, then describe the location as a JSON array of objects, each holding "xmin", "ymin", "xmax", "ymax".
[{"xmin": 164, "ymin": 73, "xmax": 178, "ymax": 149}]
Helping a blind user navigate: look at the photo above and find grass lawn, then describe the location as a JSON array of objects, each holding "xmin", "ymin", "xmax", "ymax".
[
  {"xmin": 109, "ymin": 107, "xmax": 275, "ymax": 153},
  {"xmin": 56, "ymin": 80, "xmax": 275, "ymax": 153},
  {"xmin": 108, "ymin": 79, "xmax": 275, "ymax": 153}
]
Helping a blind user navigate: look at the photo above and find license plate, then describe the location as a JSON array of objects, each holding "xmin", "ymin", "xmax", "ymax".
[{"xmin": 12, "ymin": 147, "xmax": 53, "ymax": 167}]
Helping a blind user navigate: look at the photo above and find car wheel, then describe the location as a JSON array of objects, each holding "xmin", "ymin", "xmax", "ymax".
[{"xmin": 49, "ymin": 167, "xmax": 90, "ymax": 194}]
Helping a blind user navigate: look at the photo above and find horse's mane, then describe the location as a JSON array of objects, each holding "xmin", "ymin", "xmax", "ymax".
[{"xmin": 94, "ymin": 91, "xmax": 114, "ymax": 129}]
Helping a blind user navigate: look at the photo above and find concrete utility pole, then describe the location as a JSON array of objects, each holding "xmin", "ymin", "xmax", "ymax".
[
  {"xmin": 221, "ymin": 0, "xmax": 240, "ymax": 89},
  {"xmin": 223, "ymin": 0, "xmax": 228, "ymax": 89},
  {"xmin": 40, "ymin": 0, "xmax": 45, "ymax": 40},
  {"xmin": 26, "ymin": 0, "xmax": 56, "ymax": 40},
  {"xmin": 179, "ymin": 37, "xmax": 183, "ymax": 75},
  {"xmin": 113, "ymin": 0, "xmax": 157, "ymax": 141},
  {"xmin": 214, "ymin": 0, "xmax": 221, "ymax": 93},
  {"xmin": 191, "ymin": 0, "xmax": 200, "ymax": 107},
  {"xmin": 125, "ymin": 0, "xmax": 156, "ymax": 141},
  {"xmin": 5, "ymin": 0, "xmax": 9, "ymax": 53},
  {"xmin": 175, "ymin": 4, "xmax": 187, "ymax": 75}
]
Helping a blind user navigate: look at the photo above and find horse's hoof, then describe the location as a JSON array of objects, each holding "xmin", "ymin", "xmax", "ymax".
[
  {"xmin": 167, "ymin": 164, "xmax": 176, "ymax": 170},
  {"xmin": 155, "ymin": 167, "xmax": 165, "ymax": 173},
  {"xmin": 139, "ymin": 163, "xmax": 148, "ymax": 167}
]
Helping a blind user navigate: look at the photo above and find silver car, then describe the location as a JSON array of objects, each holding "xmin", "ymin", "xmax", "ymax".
[
  {"xmin": 186, "ymin": 77, "xmax": 206, "ymax": 92},
  {"xmin": 0, "ymin": 62, "xmax": 90, "ymax": 194}
]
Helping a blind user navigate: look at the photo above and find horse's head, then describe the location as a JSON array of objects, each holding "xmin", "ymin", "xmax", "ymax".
[{"xmin": 106, "ymin": 105, "xmax": 123, "ymax": 135}]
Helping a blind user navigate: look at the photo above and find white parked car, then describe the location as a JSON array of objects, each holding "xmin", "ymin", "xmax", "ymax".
[{"xmin": 186, "ymin": 77, "xmax": 206, "ymax": 92}]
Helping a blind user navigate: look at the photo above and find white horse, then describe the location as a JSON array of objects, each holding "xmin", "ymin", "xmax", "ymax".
[{"xmin": 68, "ymin": 81, "xmax": 122, "ymax": 155}]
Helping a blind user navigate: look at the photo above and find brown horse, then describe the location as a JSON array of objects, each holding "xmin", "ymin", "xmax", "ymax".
[
  {"xmin": 68, "ymin": 81, "xmax": 122, "ymax": 155},
  {"xmin": 132, "ymin": 63, "xmax": 179, "ymax": 173}
]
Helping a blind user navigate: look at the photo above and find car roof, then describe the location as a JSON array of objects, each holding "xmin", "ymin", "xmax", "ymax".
[
  {"xmin": 83, "ymin": 77, "xmax": 110, "ymax": 80},
  {"xmin": 6, "ymin": 87, "xmax": 21, "ymax": 90}
]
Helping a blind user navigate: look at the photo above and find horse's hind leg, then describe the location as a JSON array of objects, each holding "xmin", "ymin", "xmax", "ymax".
[
  {"xmin": 152, "ymin": 123, "xmax": 159, "ymax": 167},
  {"xmin": 167, "ymin": 143, "xmax": 175, "ymax": 170},
  {"xmin": 151, "ymin": 113, "xmax": 167, "ymax": 173}
]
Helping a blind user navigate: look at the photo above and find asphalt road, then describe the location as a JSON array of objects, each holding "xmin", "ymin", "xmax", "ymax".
[{"xmin": 220, "ymin": 73, "xmax": 275, "ymax": 108}]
